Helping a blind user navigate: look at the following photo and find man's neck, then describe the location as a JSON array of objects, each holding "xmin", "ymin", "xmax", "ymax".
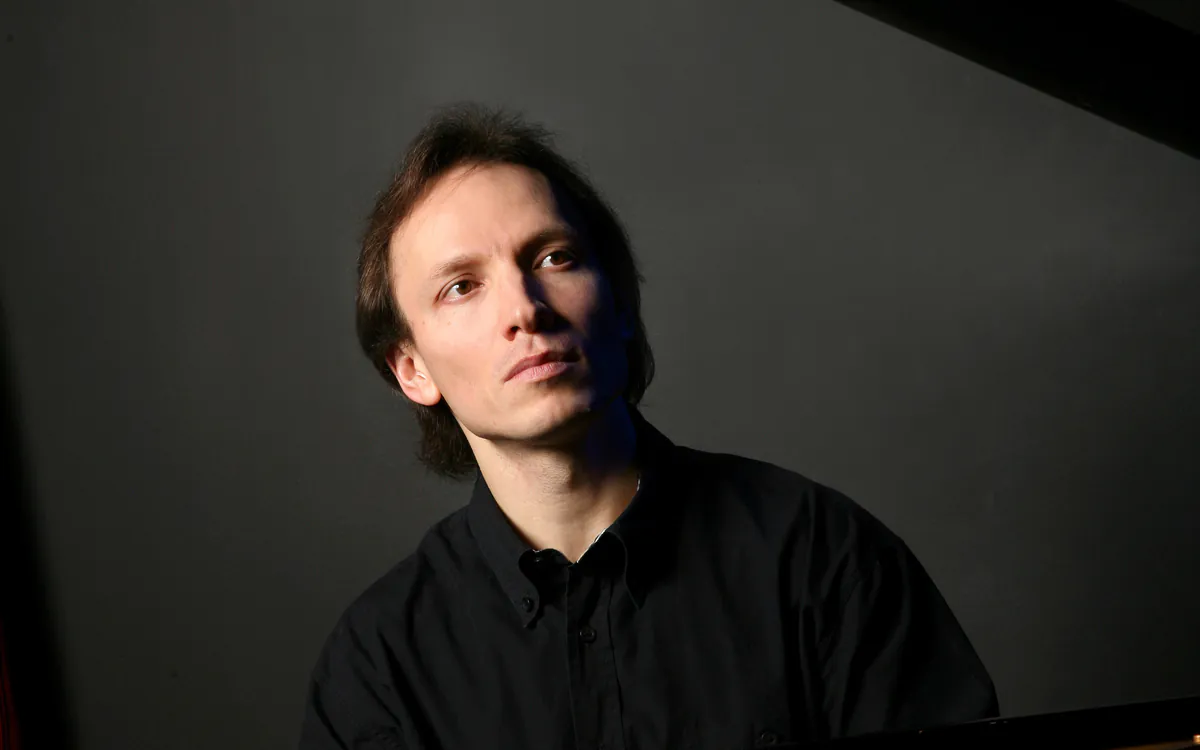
[{"xmin": 469, "ymin": 401, "xmax": 640, "ymax": 562}]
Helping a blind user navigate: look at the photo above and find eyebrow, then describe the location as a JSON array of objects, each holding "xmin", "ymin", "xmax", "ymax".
[{"xmin": 426, "ymin": 226, "xmax": 581, "ymax": 283}]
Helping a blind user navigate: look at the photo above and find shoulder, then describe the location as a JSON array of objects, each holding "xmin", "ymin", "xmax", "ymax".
[
  {"xmin": 351, "ymin": 504, "xmax": 473, "ymax": 622},
  {"xmin": 309, "ymin": 506, "xmax": 474, "ymax": 680},
  {"xmin": 673, "ymin": 444, "xmax": 907, "ymax": 587},
  {"xmin": 671, "ymin": 444, "xmax": 873, "ymax": 533}
]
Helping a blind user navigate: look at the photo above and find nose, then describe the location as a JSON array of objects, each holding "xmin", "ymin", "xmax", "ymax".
[{"xmin": 502, "ymin": 271, "xmax": 556, "ymax": 337}]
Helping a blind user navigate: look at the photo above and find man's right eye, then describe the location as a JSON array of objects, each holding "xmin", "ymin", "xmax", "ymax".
[{"xmin": 444, "ymin": 280, "xmax": 475, "ymax": 300}]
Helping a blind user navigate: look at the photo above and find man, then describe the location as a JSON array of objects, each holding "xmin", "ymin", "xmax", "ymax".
[{"xmin": 299, "ymin": 104, "xmax": 998, "ymax": 749}]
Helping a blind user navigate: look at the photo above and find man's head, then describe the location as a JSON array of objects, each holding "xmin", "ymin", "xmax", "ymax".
[{"xmin": 356, "ymin": 104, "xmax": 654, "ymax": 479}]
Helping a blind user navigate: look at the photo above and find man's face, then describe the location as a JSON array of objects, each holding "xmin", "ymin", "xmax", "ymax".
[{"xmin": 386, "ymin": 163, "xmax": 632, "ymax": 446}]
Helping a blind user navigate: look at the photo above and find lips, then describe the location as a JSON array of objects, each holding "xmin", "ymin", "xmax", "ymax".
[{"xmin": 505, "ymin": 349, "xmax": 578, "ymax": 381}]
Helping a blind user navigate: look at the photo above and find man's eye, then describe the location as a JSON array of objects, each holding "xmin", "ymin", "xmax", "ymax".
[
  {"xmin": 445, "ymin": 280, "xmax": 475, "ymax": 299},
  {"xmin": 443, "ymin": 252, "xmax": 573, "ymax": 301},
  {"xmin": 540, "ymin": 250, "xmax": 576, "ymax": 267}
]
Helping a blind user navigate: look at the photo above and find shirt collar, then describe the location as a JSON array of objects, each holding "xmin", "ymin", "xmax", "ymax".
[{"xmin": 466, "ymin": 406, "xmax": 678, "ymax": 626}]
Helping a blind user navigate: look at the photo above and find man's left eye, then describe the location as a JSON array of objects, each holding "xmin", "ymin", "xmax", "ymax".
[{"xmin": 540, "ymin": 250, "xmax": 575, "ymax": 267}]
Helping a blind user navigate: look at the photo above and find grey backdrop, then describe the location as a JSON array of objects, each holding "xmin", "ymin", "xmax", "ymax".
[{"xmin": 3, "ymin": 0, "xmax": 1199, "ymax": 748}]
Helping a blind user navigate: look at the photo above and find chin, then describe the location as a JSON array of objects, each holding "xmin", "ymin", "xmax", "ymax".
[
  {"xmin": 462, "ymin": 384, "xmax": 620, "ymax": 446},
  {"xmin": 510, "ymin": 389, "xmax": 609, "ymax": 443}
]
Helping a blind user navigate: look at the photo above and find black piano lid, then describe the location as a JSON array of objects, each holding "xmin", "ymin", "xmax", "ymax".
[{"xmin": 798, "ymin": 694, "xmax": 1200, "ymax": 749}]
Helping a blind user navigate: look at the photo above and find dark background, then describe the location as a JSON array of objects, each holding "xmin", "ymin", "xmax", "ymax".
[{"xmin": 2, "ymin": 0, "xmax": 1198, "ymax": 748}]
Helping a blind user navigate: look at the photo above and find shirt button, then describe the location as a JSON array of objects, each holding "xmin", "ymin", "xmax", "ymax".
[
  {"xmin": 758, "ymin": 730, "xmax": 779, "ymax": 746},
  {"xmin": 578, "ymin": 625, "xmax": 597, "ymax": 643},
  {"xmin": 521, "ymin": 596, "xmax": 535, "ymax": 612}
]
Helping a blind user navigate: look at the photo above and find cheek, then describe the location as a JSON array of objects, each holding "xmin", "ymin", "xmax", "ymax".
[
  {"xmin": 424, "ymin": 324, "xmax": 493, "ymax": 393},
  {"xmin": 430, "ymin": 343, "xmax": 473, "ymax": 386},
  {"xmin": 553, "ymin": 273, "xmax": 608, "ymax": 326}
]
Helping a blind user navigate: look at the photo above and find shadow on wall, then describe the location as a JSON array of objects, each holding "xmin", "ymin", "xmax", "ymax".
[
  {"xmin": 982, "ymin": 241, "xmax": 1200, "ymax": 710},
  {"xmin": 0, "ymin": 300, "xmax": 77, "ymax": 749}
]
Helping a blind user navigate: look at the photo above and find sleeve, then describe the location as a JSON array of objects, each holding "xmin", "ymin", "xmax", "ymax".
[
  {"xmin": 815, "ymin": 522, "xmax": 999, "ymax": 738},
  {"xmin": 297, "ymin": 615, "xmax": 409, "ymax": 750}
]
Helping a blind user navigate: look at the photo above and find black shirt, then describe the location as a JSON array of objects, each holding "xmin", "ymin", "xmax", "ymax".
[{"xmin": 299, "ymin": 409, "xmax": 998, "ymax": 749}]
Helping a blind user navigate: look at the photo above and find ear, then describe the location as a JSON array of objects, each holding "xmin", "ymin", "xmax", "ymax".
[{"xmin": 386, "ymin": 344, "xmax": 442, "ymax": 407}]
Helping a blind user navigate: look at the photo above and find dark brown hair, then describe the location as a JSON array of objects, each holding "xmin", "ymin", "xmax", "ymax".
[{"xmin": 355, "ymin": 103, "xmax": 655, "ymax": 480}]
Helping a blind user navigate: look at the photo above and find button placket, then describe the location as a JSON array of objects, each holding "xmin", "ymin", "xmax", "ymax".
[{"xmin": 565, "ymin": 561, "xmax": 626, "ymax": 750}]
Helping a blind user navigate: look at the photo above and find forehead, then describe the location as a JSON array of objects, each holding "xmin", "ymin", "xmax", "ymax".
[{"xmin": 390, "ymin": 163, "xmax": 567, "ymax": 276}]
